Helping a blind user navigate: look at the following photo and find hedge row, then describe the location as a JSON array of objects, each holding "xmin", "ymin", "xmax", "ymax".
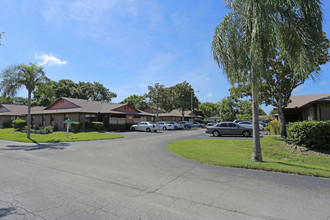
[
  {"xmin": 286, "ymin": 121, "xmax": 330, "ymax": 150},
  {"xmin": 108, "ymin": 123, "xmax": 134, "ymax": 132}
]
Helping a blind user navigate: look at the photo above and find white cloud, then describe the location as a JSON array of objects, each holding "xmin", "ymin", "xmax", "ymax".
[
  {"xmin": 35, "ymin": 54, "xmax": 68, "ymax": 66},
  {"xmin": 205, "ymin": 93, "xmax": 213, "ymax": 98}
]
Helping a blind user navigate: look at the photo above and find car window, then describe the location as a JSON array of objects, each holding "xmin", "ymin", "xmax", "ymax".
[
  {"xmin": 138, "ymin": 122, "xmax": 143, "ymax": 125},
  {"xmin": 218, "ymin": 123, "xmax": 227, "ymax": 127},
  {"xmin": 228, "ymin": 123, "xmax": 237, "ymax": 127}
]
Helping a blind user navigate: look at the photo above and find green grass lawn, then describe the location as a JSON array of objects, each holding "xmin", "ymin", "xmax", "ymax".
[
  {"xmin": 167, "ymin": 136, "xmax": 330, "ymax": 178},
  {"xmin": 0, "ymin": 128, "xmax": 124, "ymax": 143}
]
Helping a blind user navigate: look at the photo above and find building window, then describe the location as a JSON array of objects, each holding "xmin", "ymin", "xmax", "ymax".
[
  {"xmin": 10, "ymin": 116, "xmax": 16, "ymax": 121},
  {"xmin": 162, "ymin": 117, "xmax": 166, "ymax": 121}
]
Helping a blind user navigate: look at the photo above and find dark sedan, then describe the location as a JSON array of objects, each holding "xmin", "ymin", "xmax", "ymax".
[{"xmin": 206, "ymin": 122, "xmax": 252, "ymax": 137}]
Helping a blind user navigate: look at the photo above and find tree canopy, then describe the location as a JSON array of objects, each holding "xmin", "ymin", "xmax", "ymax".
[
  {"xmin": 32, "ymin": 80, "xmax": 117, "ymax": 106},
  {"xmin": 212, "ymin": 0, "xmax": 324, "ymax": 162},
  {"xmin": 120, "ymin": 94, "xmax": 149, "ymax": 110},
  {"xmin": 0, "ymin": 63, "xmax": 49, "ymax": 138}
]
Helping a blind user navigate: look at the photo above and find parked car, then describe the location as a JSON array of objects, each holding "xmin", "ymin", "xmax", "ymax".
[
  {"xmin": 180, "ymin": 121, "xmax": 192, "ymax": 129},
  {"xmin": 130, "ymin": 121, "xmax": 158, "ymax": 132},
  {"xmin": 206, "ymin": 122, "xmax": 253, "ymax": 137},
  {"xmin": 169, "ymin": 121, "xmax": 183, "ymax": 130},
  {"xmin": 192, "ymin": 122, "xmax": 205, "ymax": 128},
  {"xmin": 206, "ymin": 122, "xmax": 216, "ymax": 127},
  {"xmin": 156, "ymin": 121, "xmax": 174, "ymax": 130},
  {"xmin": 233, "ymin": 119, "xmax": 250, "ymax": 124},
  {"xmin": 238, "ymin": 121, "xmax": 264, "ymax": 130}
]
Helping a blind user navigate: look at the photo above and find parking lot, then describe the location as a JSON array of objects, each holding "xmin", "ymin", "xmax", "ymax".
[{"xmin": 0, "ymin": 129, "xmax": 329, "ymax": 220}]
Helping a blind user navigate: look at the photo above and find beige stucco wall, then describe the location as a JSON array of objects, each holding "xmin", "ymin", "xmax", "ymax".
[
  {"xmin": 0, "ymin": 116, "xmax": 11, "ymax": 128},
  {"xmin": 320, "ymin": 103, "xmax": 330, "ymax": 120}
]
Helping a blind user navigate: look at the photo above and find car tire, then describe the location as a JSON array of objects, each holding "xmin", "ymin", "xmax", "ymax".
[
  {"xmin": 163, "ymin": 127, "xmax": 167, "ymax": 130},
  {"xmin": 174, "ymin": 126, "xmax": 178, "ymax": 130},
  {"xmin": 131, "ymin": 127, "xmax": 135, "ymax": 131},
  {"xmin": 154, "ymin": 130, "xmax": 157, "ymax": 132},
  {"xmin": 242, "ymin": 130, "xmax": 251, "ymax": 137},
  {"xmin": 146, "ymin": 128, "xmax": 151, "ymax": 132},
  {"xmin": 213, "ymin": 130, "xmax": 220, "ymax": 137}
]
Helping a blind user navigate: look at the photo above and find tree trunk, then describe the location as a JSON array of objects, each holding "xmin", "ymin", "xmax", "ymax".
[
  {"xmin": 278, "ymin": 107, "xmax": 286, "ymax": 138},
  {"xmin": 251, "ymin": 81, "xmax": 263, "ymax": 162},
  {"xmin": 182, "ymin": 110, "xmax": 184, "ymax": 121},
  {"xmin": 27, "ymin": 91, "xmax": 31, "ymax": 139}
]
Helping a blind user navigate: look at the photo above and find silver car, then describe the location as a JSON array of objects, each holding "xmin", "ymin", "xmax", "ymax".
[
  {"xmin": 130, "ymin": 121, "xmax": 158, "ymax": 132},
  {"xmin": 156, "ymin": 121, "xmax": 174, "ymax": 130},
  {"xmin": 206, "ymin": 122, "xmax": 252, "ymax": 137}
]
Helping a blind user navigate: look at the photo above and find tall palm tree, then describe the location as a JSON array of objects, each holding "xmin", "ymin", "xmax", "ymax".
[
  {"xmin": 212, "ymin": 0, "xmax": 324, "ymax": 162},
  {"xmin": 0, "ymin": 63, "xmax": 49, "ymax": 139}
]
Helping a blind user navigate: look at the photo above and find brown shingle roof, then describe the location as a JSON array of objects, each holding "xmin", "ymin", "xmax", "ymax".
[
  {"xmin": 32, "ymin": 97, "xmax": 153, "ymax": 116},
  {"xmin": 158, "ymin": 109, "xmax": 199, "ymax": 117},
  {"xmin": 286, "ymin": 93, "xmax": 330, "ymax": 109},
  {"xmin": 0, "ymin": 104, "xmax": 44, "ymax": 116}
]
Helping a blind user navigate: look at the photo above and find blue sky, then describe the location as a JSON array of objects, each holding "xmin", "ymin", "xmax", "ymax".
[{"xmin": 0, "ymin": 0, "xmax": 329, "ymax": 114}]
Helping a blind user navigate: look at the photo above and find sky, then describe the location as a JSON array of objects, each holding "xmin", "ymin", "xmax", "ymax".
[{"xmin": 0, "ymin": 0, "xmax": 329, "ymax": 114}]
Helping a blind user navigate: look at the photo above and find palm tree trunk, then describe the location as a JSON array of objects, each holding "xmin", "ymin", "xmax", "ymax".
[
  {"xmin": 278, "ymin": 107, "xmax": 286, "ymax": 138},
  {"xmin": 27, "ymin": 91, "xmax": 31, "ymax": 139},
  {"xmin": 251, "ymin": 81, "xmax": 263, "ymax": 162}
]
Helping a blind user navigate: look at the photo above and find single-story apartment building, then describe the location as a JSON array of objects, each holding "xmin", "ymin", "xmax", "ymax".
[
  {"xmin": 145, "ymin": 109, "xmax": 202, "ymax": 122},
  {"xmin": 30, "ymin": 97, "xmax": 154, "ymax": 130},
  {"xmin": 0, "ymin": 104, "xmax": 44, "ymax": 128},
  {"xmin": 274, "ymin": 93, "xmax": 330, "ymax": 122}
]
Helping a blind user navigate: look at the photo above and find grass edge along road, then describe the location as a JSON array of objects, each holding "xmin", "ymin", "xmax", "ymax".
[
  {"xmin": 0, "ymin": 128, "xmax": 124, "ymax": 143},
  {"xmin": 167, "ymin": 136, "xmax": 330, "ymax": 178}
]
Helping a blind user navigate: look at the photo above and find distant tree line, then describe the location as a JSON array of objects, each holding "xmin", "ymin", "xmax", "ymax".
[
  {"xmin": 120, "ymin": 81, "xmax": 199, "ymax": 121},
  {"xmin": 32, "ymin": 79, "xmax": 117, "ymax": 106},
  {"xmin": 197, "ymin": 98, "xmax": 266, "ymax": 122}
]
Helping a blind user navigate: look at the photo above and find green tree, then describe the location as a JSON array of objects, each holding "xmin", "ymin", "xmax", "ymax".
[
  {"xmin": 229, "ymin": 33, "xmax": 330, "ymax": 137},
  {"xmin": 53, "ymin": 79, "xmax": 77, "ymax": 98},
  {"xmin": 0, "ymin": 96, "xmax": 28, "ymax": 105},
  {"xmin": 120, "ymin": 94, "xmax": 149, "ymax": 110},
  {"xmin": 197, "ymin": 102, "xmax": 220, "ymax": 119},
  {"xmin": 32, "ymin": 80, "xmax": 56, "ymax": 106},
  {"xmin": 145, "ymin": 83, "xmax": 167, "ymax": 121},
  {"xmin": 0, "ymin": 63, "xmax": 49, "ymax": 138},
  {"xmin": 90, "ymin": 82, "xmax": 117, "ymax": 102},
  {"xmin": 219, "ymin": 97, "xmax": 236, "ymax": 121},
  {"xmin": 171, "ymin": 81, "xmax": 199, "ymax": 121},
  {"xmin": 34, "ymin": 80, "xmax": 117, "ymax": 104},
  {"xmin": 212, "ymin": 0, "xmax": 324, "ymax": 162}
]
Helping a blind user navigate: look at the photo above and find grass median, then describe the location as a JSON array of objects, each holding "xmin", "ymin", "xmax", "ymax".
[
  {"xmin": 0, "ymin": 128, "xmax": 124, "ymax": 143},
  {"xmin": 167, "ymin": 136, "xmax": 330, "ymax": 178}
]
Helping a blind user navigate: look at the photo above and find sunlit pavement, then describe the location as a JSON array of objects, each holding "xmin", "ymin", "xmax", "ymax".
[{"xmin": 0, "ymin": 129, "xmax": 329, "ymax": 220}]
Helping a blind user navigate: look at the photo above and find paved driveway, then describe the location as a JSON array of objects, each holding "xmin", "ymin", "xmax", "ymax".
[{"xmin": 0, "ymin": 129, "xmax": 329, "ymax": 220}]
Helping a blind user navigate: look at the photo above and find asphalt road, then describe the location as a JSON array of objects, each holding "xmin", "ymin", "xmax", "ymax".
[{"xmin": 0, "ymin": 129, "xmax": 329, "ymax": 220}]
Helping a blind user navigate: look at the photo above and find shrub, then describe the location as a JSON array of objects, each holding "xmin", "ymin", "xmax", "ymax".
[
  {"xmin": 286, "ymin": 121, "xmax": 330, "ymax": 150},
  {"xmin": 108, "ymin": 124, "xmax": 134, "ymax": 131},
  {"xmin": 92, "ymin": 121, "xmax": 104, "ymax": 131},
  {"xmin": 264, "ymin": 126, "xmax": 270, "ymax": 132},
  {"xmin": 44, "ymin": 126, "xmax": 54, "ymax": 134},
  {"xmin": 12, "ymin": 117, "xmax": 26, "ymax": 131},
  {"xmin": 71, "ymin": 122, "xmax": 83, "ymax": 132},
  {"xmin": 268, "ymin": 120, "xmax": 280, "ymax": 135},
  {"xmin": 2, "ymin": 121, "xmax": 11, "ymax": 128}
]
